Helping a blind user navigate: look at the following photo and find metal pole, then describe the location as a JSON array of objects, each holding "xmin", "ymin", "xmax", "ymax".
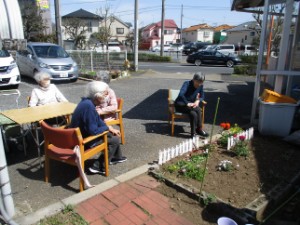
[
  {"xmin": 180, "ymin": 4, "xmax": 183, "ymax": 44},
  {"xmin": 134, "ymin": 0, "xmax": 139, "ymax": 71},
  {"xmin": 54, "ymin": 0, "xmax": 62, "ymax": 46},
  {"xmin": 160, "ymin": 0, "xmax": 165, "ymax": 56}
]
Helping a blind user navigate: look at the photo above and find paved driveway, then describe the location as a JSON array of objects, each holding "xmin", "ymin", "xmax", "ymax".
[{"xmin": 2, "ymin": 71, "xmax": 255, "ymax": 218}]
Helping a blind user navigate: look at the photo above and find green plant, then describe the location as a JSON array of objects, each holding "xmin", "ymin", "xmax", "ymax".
[
  {"xmin": 232, "ymin": 137, "xmax": 250, "ymax": 157},
  {"xmin": 201, "ymin": 193, "xmax": 216, "ymax": 206},
  {"xmin": 218, "ymin": 123, "xmax": 244, "ymax": 148},
  {"xmin": 217, "ymin": 160, "xmax": 234, "ymax": 171},
  {"xmin": 38, "ymin": 204, "xmax": 88, "ymax": 225}
]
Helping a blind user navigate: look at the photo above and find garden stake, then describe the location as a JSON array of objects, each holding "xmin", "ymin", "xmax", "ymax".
[{"xmin": 199, "ymin": 97, "xmax": 220, "ymax": 202}]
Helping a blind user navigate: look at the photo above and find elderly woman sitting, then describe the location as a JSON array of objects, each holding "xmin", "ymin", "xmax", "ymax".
[
  {"xmin": 94, "ymin": 81, "xmax": 118, "ymax": 122},
  {"xmin": 29, "ymin": 72, "xmax": 68, "ymax": 107}
]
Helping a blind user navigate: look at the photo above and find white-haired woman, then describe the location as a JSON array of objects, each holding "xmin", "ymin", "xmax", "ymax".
[
  {"xmin": 70, "ymin": 81, "xmax": 127, "ymax": 175},
  {"xmin": 94, "ymin": 81, "xmax": 118, "ymax": 122},
  {"xmin": 29, "ymin": 72, "xmax": 68, "ymax": 107}
]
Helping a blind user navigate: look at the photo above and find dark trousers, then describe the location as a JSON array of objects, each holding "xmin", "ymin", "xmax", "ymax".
[
  {"xmin": 175, "ymin": 104, "xmax": 202, "ymax": 135},
  {"xmin": 88, "ymin": 133, "xmax": 122, "ymax": 170}
]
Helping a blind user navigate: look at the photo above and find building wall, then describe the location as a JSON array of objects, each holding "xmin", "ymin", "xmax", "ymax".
[
  {"xmin": 142, "ymin": 26, "xmax": 178, "ymax": 48},
  {"xmin": 182, "ymin": 29, "xmax": 213, "ymax": 43},
  {"xmin": 225, "ymin": 30, "xmax": 257, "ymax": 45},
  {"xmin": 100, "ymin": 19, "xmax": 130, "ymax": 43}
]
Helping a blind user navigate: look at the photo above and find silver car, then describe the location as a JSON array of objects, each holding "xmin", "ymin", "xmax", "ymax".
[{"xmin": 16, "ymin": 42, "xmax": 78, "ymax": 81}]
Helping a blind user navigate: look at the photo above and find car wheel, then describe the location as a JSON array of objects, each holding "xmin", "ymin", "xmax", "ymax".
[
  {"xmin": 226, "ymin": 60, "xmax": 234, "ymax": 67},
  {"xmin": 195, "ymin": 59, "xmax": 202, "ymax": 66}
]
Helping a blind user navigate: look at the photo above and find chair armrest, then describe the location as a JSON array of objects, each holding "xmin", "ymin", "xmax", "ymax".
[
  {"xmin": 82, "ymin": 131, "xmax": 108, "ymax": 145},
  {"xmin": 202, "ymin": 100, "xmax": 207, "ymax": 105}
]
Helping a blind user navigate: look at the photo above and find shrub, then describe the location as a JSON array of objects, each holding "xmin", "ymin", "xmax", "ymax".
[
  {"xmin": 240, "ymin": 55, "xmax": 258, "ymax": 64},
  {"xmin": 127, "ymin": 53, "xmax": 171, "ymax": 62}
]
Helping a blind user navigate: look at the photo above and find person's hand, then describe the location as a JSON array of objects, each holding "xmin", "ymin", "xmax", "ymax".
[
  {"xmin": 109, "ymin": 126, "xmax": 121, "ymax": 137},
  {"xmin": 95, "ymin": 106, "xmax": 103, "ymax": 115},
  {"xmin": 187, "ymin": 103, "xmax": 194, "ymax": 107}
]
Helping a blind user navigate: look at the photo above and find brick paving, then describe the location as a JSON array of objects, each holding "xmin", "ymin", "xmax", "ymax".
[{"xmin": 75, "ymin": 174, "xmax": 195, "ymax": 225}]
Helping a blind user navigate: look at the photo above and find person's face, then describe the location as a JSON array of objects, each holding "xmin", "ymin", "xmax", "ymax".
[
  {"xmin": 193, "ymin": 79, "xmax": 203, "ymax": 88},
  {"xmin": 40, "ymin": 78, "xmax": 51, "ymax": 88},
  {"xmin": 93, "ymin": 89, "xmax": 109, "ymax": 105}
]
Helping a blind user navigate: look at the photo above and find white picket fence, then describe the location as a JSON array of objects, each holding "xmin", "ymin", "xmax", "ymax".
[
  {"xmin": 158, "ymin": 136, "xmax": 208, "ymax": 165},
  {"xmin": 227, "ymin": 127, "xmax": 254, "ymax": 150}
]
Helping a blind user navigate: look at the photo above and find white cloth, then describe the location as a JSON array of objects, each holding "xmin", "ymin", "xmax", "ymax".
[{"xmin": 29, "ymin": 84, "xmax": 68, "ymax": 107}]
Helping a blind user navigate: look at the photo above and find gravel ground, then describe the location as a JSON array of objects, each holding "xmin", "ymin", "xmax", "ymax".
[{"xmin": 1, "ymin": 70, "xmax": 255, "ymax": 219}]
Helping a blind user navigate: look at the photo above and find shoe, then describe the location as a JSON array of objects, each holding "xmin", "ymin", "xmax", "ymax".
[
  {"xmin": 110, "ymin": 156, "xmax": 127, "ymax": 164},
  {"xmin": 89, "ymin": 166, "xmax": 105, "ymax": 175},
  {"xmin": 196, "ymin": 130, "xmax": 209, "ymax": 137}
]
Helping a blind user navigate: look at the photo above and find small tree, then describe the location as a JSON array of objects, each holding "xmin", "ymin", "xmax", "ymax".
[
  {"xmin": 19, "ymin": 1, "xmax": 48, "ymax": 41},
  {"xmin": 62, "ymin": 18, "xmax": 88, "ymax": 50}
]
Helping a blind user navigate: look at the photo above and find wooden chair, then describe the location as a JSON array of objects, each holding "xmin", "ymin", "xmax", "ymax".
[
  {"xmin": 168, "ymin": 89, "xmax": 207, "ymax": 136},
  {"xmin": 40, "ymin": 120, "xmax": 109, "ymax": 192},
  {"xmin": 105, "ymin": 98, "xmax": 125, "ymax": 144}
]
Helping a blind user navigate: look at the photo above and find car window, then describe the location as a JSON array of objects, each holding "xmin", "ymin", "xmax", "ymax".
[
  {"xmin": 32, "ymin": 45, "xmax": 69, "ymax": 58},
  {"xmin": 215, "ymin": 51, "xmax": 223, "ymax": 57},
  {"xmin": 203, "ymin": 51, "xmax": 211, "ymax": 56},
  {"xmin": 0, "ymin": 50, "xmax": 10, "ymax": 57}
]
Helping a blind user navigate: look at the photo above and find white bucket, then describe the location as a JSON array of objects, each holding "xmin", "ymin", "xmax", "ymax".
[{"xmin": 217, "ymin": 217, "xmax": 238, "ymax": 225}]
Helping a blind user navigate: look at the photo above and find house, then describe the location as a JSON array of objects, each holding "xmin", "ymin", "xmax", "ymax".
[
  {"xmin": 61, "ymin": 9, "xmax": 131, "ymax": 50},
  {"xmin": 141, "ymin": 19, "xmax": 179, "ymax": 49},
  {"xmin": 182, "ymin": 23, "xmax": 214, "ymax": 43},
  {"xmin": 62, "ymin": 9, "xmax": 102, "ymax": 49},
  {"xmin": 224, "ymin": 21, "xmax": 260, "ymax": 46},
  {"xmin": 213, "ymin": 24, "xmax": 235, "ymax": 44},
  {"xmin": 99, "ymin": 16, "xmax": 132, "ymax": 44}
]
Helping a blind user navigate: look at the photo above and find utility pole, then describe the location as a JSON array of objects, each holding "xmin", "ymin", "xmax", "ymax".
[
  {"xmin": 160, "ymin": 0, "xmax": 165, "ymax": 56},
  {"xmin": 180, "ymin": 4, "xmax": 183, "ymax": 44},
  {"xmin": 54, "ymin": 0, "xmax": 62, "ymax": 46},
  {"xmin": 134, "ymin": 0, "xmax": 139, "ymax": 71}
]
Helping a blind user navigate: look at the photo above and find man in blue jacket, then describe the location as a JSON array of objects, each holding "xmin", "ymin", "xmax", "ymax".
[
  {"xmin": 175, "ymin": 72, "xmax": 209, "ymax": 138},
  {"xmin": 70, "ymin": 81, "xmax": 127, "ymax": 174}
]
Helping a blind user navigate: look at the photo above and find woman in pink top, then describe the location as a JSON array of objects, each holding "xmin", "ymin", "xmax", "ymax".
[{"xmin": 95, "ymin": 81, "xmax": 118, "ymax": 122}]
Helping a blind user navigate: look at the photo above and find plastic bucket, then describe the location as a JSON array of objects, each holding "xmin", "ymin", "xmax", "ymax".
[{"xmin": 217, "ymin": 217, "xmax": 238, "ymax": 225}]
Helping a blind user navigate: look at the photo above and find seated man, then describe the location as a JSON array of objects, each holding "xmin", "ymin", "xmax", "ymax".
[
  {"xmin": 175, "ymin": 72, "xmax": 209, "ymax": 138},
  {"xmin": 94, "ymin": 81, "xmax": 118, "ymax": 122},
  {"xmin": 69, "ymin": 81, "xmax": 127, "ymax": 175}
]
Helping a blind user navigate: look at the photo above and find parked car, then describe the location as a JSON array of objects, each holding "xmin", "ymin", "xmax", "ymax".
[
  {"xmin": 95, "ymin": 42, "xmax": 121, "ymax": 52},
  {"xmin": 16, "ymin": 42, "xmax": 78, "ymax": 81},
  {"xmin": 182, "ymin": 42, "xmax": 210, "ymax": 55},
  {"xmin": 0, "ymin": 49, "xmax": 21, "ymax": 88},
  {"xmin": 214, "ymin": 44, "xmax": 235, "ymax": 55},
  {"xmin": 150, "ymin": 45, "xmax": 171, "ymax": 52},
  {"xmin": 186, "ymin": 50, "xmax": 241, "ymax": 67},
  {"xmin": 242, "ymin": 45, "xmax": 258, "ymax": 56},
  {"xmin": 168, "ymin": 43, "xmax": 184, "ymax": 52}
]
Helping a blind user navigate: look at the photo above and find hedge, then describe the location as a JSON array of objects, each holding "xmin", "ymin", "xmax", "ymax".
[{"xmin": 127, "ymin": 53, "xmax": 171, "ymax": 62}]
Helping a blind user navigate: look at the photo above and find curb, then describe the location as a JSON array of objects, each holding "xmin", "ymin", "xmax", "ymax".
[{"xmin": 14, "ymin": 164, "xmax": 151, "ymax": 225}]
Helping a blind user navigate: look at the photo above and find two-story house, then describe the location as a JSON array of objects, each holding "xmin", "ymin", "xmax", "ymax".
[
  {"xmin": 141, "ymin": 19, "xmax": 179, "ymax": 49},
  {"xmin": 224, "ymin": 21, "xmax": 260, "ymax": 46},
  {"xmin": 61, "ymin": 9, "xmax": 131, "ymax": 50},
  {"xmin": 182, "ymin": 24, "xmax": 214, "ymax": 43}
]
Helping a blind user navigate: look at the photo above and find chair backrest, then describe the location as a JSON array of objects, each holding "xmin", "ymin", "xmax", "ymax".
[
  {"xmin": 116, "ymin": 98, "xmax": 123, "ymax": 110},
  {"xmin": 40, "ymin": 120, "xmax": 81, "ymax": 149},
  {"xmin": 169, "ymin": 89, "xmax": 180, "ymax": 103}
]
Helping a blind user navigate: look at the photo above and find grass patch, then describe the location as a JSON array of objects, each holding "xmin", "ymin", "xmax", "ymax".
[{"xmin": 37, "ymin": 205, "xmax": 88, "ymax": 225}]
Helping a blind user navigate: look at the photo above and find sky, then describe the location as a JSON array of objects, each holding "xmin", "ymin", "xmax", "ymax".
[{"xmin": 49, "ymin": 0, "xmax": 255, "ymax": 28}]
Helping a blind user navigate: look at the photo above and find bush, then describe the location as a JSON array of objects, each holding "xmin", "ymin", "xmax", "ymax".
[
  {"xmin": 234, "ymin": 65, "xmax": 256, "ymax": 75},
  {"xmin": 240, "ymin": 55, "xmax": 258, "ymax": 64},
  {"xmin": 127, "ymin": 53, "xmax": 171, "ymax": 62}
]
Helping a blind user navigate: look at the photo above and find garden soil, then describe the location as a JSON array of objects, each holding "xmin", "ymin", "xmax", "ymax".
[{"xmin": 154, "ymin": 132, "xmax": 300, "ymax": 225}]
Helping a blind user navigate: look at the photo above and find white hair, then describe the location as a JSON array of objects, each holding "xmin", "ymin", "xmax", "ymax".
[
  {"xmin": 85, "ymin": 81, "xmax": 109, "ymax": 99},
  {"xmin": 34, "ymin": 72, "xmax": 51, "ymax": 83}
]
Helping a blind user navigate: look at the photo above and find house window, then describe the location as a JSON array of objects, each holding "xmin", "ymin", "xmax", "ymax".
[
  {"xmin": 250, "ymin": 31, "xmax": 255, "ymax": 37},
  {"xmin": 117, "ymin": 28, "xmax": 124, "ymax": 34},
  {"xmin": 87, "ymin": 21, "xmax": 92, "ymax": 32},
  {"xmin": 164, "ymin": 30, "xmax": 174, "ymax": 35},
  {"xmin": 203, "ymin": 31, "xmax": 210, "ymax": 37},
  {"xmin": 245, "ymin": 35, "xmax": 247, "ymax": 40}
]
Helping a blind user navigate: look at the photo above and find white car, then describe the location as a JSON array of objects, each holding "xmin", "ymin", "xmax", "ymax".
[
  {"xmin": 0, "ymin": 49, "xmax": 21, "ymax": 88},
  {"xmin": 150, "ymin": 45, "xmax": 171, "ymax": 52},
  {"xmin": 95, "ymin": 42, "xmax": 121, "ymax": 52},
  {"xmin": 168, "ymin": 43, "xmax": 184, "ymax": 52}
]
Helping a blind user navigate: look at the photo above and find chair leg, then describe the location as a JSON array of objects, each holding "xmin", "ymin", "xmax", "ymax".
[
  {"xmin": 45, "ymin": 156, "xmax": 49, "ymax": 183},
  {"xmin": 119, "ymin": 122, "xmax": 125, "ymax": 145},
  {"xmin": 201, "ymin": 108, "xmax": 205, "ymax": 129},
  {"xmin": 79, "ymin": 159, "xmax": 84, "ymax": 192},
  {"xmin": 104, "ymin": 136, "xmax": 109, "ymax": 177},
  {"xmin": 171, "ymin": 116, "xmax": 175, "ymax": 136}
]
